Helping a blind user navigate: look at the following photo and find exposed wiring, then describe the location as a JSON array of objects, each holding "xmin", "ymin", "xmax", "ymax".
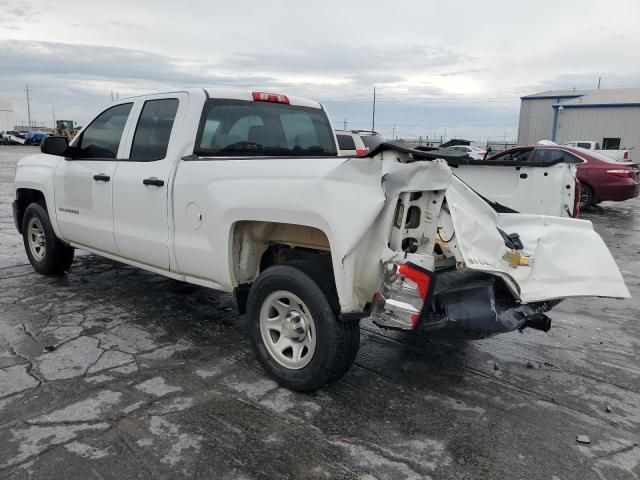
[{"xmin": 437, "ymin": 227, "xmax": 455, "ymax": 243}]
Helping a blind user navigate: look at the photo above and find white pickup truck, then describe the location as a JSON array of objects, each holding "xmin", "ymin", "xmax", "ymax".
[
  {"xmin": 13, "ymin": 88, "xmax": 629, "ymax": 391},
  {"xmin": 563, "ymin": 140, "xmax": 633, "ymax": 163}
]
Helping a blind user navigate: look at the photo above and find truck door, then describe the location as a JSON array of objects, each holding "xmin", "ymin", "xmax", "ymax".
[
  {"xmin": 53, "ymin": 102, "xmax": 135, "ymax": 254},
  {"xmin": 112, "ymin": 94, "xmax": 186, "ymax": 269}
]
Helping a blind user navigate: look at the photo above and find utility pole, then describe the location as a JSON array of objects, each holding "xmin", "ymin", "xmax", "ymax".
[
  {"xmin": 51, "ymin": 107, "xmax": 56, "ymax": 129},
  {"xmin": 26, "ymin": 84, "xmax": 32, "ymax": 129},
  {"xmin": 371, "ymin": 86, "xmax": 376, "ymax": 132},
  {"xmin": 343, "ymin": 119, "xmax": 347, "ymax": 130},
  {"xmin": 392, "ymin": 124, "xmax": 397, "ymax": 140},
  {"xmin": 597, "ymin": 77, "xmax": 602, "ymax": 90}
]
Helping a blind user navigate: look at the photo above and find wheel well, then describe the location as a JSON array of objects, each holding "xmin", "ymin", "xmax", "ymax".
[
  {"xmin": 231, "ymin": 221, "xmax": 333, "ymax": 314},
  {"xmin": 14, "ymin": 189, "xmax": 47, "ymax": 234}
]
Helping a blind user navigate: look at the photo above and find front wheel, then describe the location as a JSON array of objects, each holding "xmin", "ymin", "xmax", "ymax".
[
  {"xmin": 247, "ymin": 261, "xmax": 360, "ymax": 392},
  {"xmin": 22, "ymin": 203, "xmax": 75, "ymax": 275}
]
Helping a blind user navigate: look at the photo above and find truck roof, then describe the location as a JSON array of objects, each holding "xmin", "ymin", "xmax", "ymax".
[{"xmin": 115, "ymin": 87, "xmax": 324, "ymax": 110}]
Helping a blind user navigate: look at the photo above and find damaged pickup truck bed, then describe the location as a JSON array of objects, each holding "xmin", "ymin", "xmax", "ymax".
[{"xmin": 12, "ymin": 88, "xmax": 629, "ymax": 391}]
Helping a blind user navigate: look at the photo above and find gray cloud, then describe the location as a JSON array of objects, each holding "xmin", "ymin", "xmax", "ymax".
[
  {"xmin": 1, "ymin": 0, "xmax": 639, "ymax": 141},
  {"xmin": 0, "ymin": 40, "xmax": 274, "ymax": 86},
  {"xmin": 225, "ymin": 44, "xmax": 470, "ymax": 75}
]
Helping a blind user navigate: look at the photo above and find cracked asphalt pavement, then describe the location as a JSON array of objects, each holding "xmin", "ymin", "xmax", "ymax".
[{"xmin": 1, "ymin": 146, "xmax": 639, "ymax": 479}]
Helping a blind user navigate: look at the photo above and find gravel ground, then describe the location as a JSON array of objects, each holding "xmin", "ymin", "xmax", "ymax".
[{"xmin": 0, "ymin": 145, "xmax": 639, "ymax": 480}]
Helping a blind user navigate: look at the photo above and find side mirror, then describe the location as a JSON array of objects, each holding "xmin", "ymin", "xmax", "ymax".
[{"xmin": 40, "ymin": 136, "xmax": 69, "ymax": 156}]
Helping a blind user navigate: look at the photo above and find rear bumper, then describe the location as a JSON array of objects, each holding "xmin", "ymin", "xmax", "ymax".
[
  {"xmin": 370, "ymin": 263, "xmax": 556, "ymax": 335},
  {"xmin": 596, "ymin": 181, "xmax": 639, "ymax": 202}
]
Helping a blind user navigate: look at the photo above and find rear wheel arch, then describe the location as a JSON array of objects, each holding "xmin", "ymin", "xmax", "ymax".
[{"xmin": 230, "ymin": 221, "xmax": 336, "ymax": 313}]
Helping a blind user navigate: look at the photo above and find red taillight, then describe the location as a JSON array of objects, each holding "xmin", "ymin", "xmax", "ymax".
[
  {"xmin": 371, "ymin": 261, "xmax": 434, "ymax": 330},
  {"xmin": 606, "ymin": 169, "xmax": 635, "ymax": 179},
  {"xmin": 252, "ymin": 91, "xmax": 289, "ymax": 104},
  {"xmin": 624, "ymin": 151, "xmax": 629, "ymax": 160},
  {"xmin": 355, "ymin": 148, "xmax": 368, "ymax": 155},
  {"xmin": 398, "ymin": 263, "xmax": 431, "ymax": 299}
]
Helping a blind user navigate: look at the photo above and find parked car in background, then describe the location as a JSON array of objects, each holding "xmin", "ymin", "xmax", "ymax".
[
  {"xmin": 1, "ymin": 130, "xmax": 21, "ymax": 144},
  {"xmin": 563, "ymin": 140, "xmax": 633, "ymax": 163},
  {"xmin": 336, "ymin": 130, "xmax": 384, "ymax": 156},
  {"xmin": 445, "ymin": 144, "xmax": 487, "ymax": 160},
  {"xmin": 488, "ymin": 145, "xmax": 639, "ymax": 209},
  {"xmin": 24, "ymin": 132, "xmax": 48, "ymax": 146}
]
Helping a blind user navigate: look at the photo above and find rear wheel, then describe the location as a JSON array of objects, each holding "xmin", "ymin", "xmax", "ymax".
[
  {"xmin": 579, "ymin": 183, "xmax": 594, "ymax": 210},
  {"xmin": 22, "ymin": 203, "xmax": 74, "ymax": 275},
  {"xmin": 247, "ymin": 261, "xmax": 360, "ymax": 392}
]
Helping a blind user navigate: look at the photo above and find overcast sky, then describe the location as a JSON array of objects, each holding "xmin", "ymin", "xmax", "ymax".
[{"xmin": 1, "ymin": 0, "xmax": 639, "ymax": 141}]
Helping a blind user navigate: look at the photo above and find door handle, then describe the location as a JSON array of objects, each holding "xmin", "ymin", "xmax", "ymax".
[
  {"xmin": 93, "ymin": 174, "xmax": 110, "ymax": 182},
  {"xmin": 143, "ymin": 177, "xmax": 165, "ymax": 187}
]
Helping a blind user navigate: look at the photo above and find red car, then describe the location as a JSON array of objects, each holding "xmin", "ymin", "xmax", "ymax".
[{"xmin": 487, "ymin": 145, "xmax": 639, "ymax": 210}]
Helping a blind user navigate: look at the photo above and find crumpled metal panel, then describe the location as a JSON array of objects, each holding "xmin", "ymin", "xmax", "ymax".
[{"xmin": 444, "ymin": 176, "xmax": 630, "ymax": 302}]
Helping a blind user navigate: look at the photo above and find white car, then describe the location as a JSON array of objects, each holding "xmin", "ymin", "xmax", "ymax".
[
  {"xmin": 335, "ymin": 130, "xmax": 384, "ymax": 156},
  {"xmin": 445, "ymin": 145, "xmax": 487, "ymax": 160},
  {"xmin": 12, "ymin": 87, "xmax": 629, "ymax": 391}
]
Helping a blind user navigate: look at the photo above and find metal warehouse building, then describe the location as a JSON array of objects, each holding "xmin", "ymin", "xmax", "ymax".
[
  {"xmin": 0, "ymin": 100, "xmax": 13, "ymax": 131},
  {"xmin": 517, "ymin": 88, "xmax": 640, "ymax": 151}
]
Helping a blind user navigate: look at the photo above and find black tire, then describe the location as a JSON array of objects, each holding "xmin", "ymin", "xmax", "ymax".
[
  {"xmin": 579, "ymin": 183, "xmax": 594, "ymax": 210},
  {"xmin": 22, "ymin": 202, "xmax": 74, "ymax": 275},
  {"xmin": 247, "ymin": 260, "xmax": 360, "ymax": 392}
]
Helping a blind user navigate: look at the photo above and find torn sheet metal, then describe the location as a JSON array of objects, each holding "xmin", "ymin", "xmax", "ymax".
[{"xmin": 444, "ymin": 175, "xmax": 630, "ymax": 302}]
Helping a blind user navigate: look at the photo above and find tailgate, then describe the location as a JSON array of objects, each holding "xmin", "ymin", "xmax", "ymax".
[{"xmin": 444, "ymin": 176, "xmax": 630, "ymax": 303}]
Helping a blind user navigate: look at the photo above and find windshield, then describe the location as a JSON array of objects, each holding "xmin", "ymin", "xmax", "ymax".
[{"xmin": 195, "ymin": 99, "xmax": 337, "ymax": 157}]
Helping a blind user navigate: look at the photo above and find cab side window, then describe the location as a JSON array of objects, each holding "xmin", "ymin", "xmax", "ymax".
[
  {"xmin": 337, "ymin": 134, "xmax": 356, "ymax": 150},
  {"xmin": 130, "ymin": 99, "xmax": 179, "ymax": 161},
  {"xmin": 77, "ymin": 103, "xmax": 133, "ymax": 159}
]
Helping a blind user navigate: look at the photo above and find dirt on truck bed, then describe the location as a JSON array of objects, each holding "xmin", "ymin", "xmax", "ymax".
[{"xmin": 1, "ymin": 146, "xmax": 639, "ymax": 480}]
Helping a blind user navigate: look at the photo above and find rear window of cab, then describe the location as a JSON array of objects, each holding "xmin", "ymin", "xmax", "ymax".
[{"xmin": 194, "ymin": 99, "xmax": 337, "ymax": 157}]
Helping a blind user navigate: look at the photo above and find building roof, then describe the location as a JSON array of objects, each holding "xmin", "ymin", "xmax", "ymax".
[
  {"xmin": 521, "ymin": 89, "xmax": 589, "ymax": 99},
  {"xmin": 522, "ymin": 87, "xmax": 640, "ymax": 106}
]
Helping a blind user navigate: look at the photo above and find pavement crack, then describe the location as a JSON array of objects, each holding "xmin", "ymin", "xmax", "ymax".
[
  {"xmin": 577, "ymin": 443, "xmax": 640, "ymax": 468},
  {"xmin": 79, "ymin": 346, "xmax": 108, "ymax": 377}
]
